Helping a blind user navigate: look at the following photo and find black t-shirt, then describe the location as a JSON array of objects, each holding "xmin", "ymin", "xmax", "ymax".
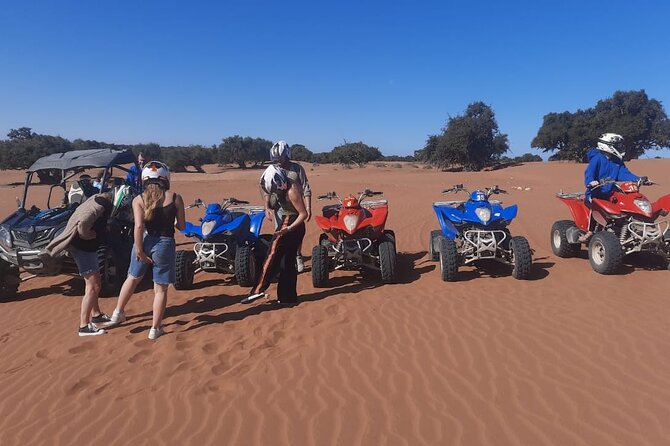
[{"xmin": 70, "ymin": 196, "xmax": 113, "ymax": 252}]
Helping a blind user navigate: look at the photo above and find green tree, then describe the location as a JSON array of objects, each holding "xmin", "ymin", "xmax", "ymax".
[
  {"xmin": 532, "ymin": 90, "xmax": 670, "ymax": 161},
  {"xmin": 290, "ymin": 144, "xmax": 314, "ymax": 162},
  {"xmin": 329, "ymin": 141, "xmax": 382, "ymax": 166},
  {"xmin": 419, "ymin": 102, "xmax": 509, "ymax": 170},
  {"xmin": 216, "ymin": 135, "xmax": 272, "ymax": 168}
]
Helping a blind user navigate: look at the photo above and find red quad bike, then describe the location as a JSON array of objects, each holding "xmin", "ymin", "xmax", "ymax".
[
  {"xmin": 551, "ymin": 178, "xmax": 670, "ymax": 274},
  {"xmin": 311, "ymin": 189, "xmax": 397, "ymax": 287}
]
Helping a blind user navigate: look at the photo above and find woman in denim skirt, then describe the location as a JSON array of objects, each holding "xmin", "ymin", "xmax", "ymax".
[{"xmin": 109, "ymin": 161, "xmax": 185, "ymax": 340}]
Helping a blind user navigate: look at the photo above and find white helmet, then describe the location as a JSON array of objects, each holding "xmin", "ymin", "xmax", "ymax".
[
  {"xmin": 141, "ymin": 161, "xmax": 170, "ymax": 189},
  {"xmin": 260, "ymin": 165, "xmax": 289, "ymax": 194},
  {"xmin": 111, "ymin": 184, "xmax": 133, "ymax": 216},
  {"xmin": 597, "ymin": 133, "xmax": 625, "ymax": 160},
  {"xmin": 270, "ymin": 140, "xmax": 291, "ymax": 161}
]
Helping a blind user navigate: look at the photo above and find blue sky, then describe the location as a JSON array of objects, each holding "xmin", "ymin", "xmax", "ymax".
[{"xmin": 1, "ymin": 0, "xmax": 669, "ymax": 157}]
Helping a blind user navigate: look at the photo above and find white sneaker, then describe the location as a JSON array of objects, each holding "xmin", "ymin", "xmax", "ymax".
[
  {"xmin": 148, "ymin": 326, "xmax": 165, "ymax": 340},
  {"xmin": 241, "ymin": 292, "xmax": 266, "ymax": 304},
  {"xmin": 296, "ymin": 256, "xmax": 305, "ymax": 273},
  {"xmin": 110, "ymin": 309, "xmax": 126, "ymax": 325}
]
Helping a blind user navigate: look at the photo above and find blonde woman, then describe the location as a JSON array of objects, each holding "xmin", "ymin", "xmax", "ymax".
[{"xmin": 110, "ymin": 161, "xmax": 185, "ymax": 340}]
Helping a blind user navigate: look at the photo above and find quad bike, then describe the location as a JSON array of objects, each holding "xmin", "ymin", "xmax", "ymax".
[
  {"xmin": 311, "ymin": 189, "xmax": 397, "ymax": 287},
  {"xmin": 429, "ymin": 184, "xmax": 532, "ymax": 281},
  {"xmin": 174, "ymin": 197, "xmax": 270, "ymax": 289},
  {"xmin": 551, "ymin": 178, "xmax": 670, "ymax": 274},
  {"xmin": 0, "ymin": 149, "xmax": 138, "ymax": 299}
]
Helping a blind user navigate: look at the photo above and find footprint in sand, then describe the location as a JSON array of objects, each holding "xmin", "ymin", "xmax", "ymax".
[
  {"xmin": 202, "ymin": 342, "xmax": 218, "ymax": 354},
  {"xmin": 325, "ymin": 304, "xmax": 339, "ymax": 315},
  {"xmin": 35, "ymin": 349, "xmax": 49, "ymax": 359},
  {"xmin": 68, "ymin": 342, "xmax": 95, "ymax": 354},
  {"xmin": 128, "ymin": 350, "xmax": 151, "ymax": 364}
]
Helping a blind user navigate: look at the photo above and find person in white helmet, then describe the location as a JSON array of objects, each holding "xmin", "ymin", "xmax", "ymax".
[
  {"xmin": 262, "ymin": 140, "xmax": 312, "ymax": 273},
  {"xmin": 244, "ymin": 164, "xmax": 308, "ymax": 305},
  {"xmin": 109, "ymin": 161, "xmax": 185, "ymax": 340},
  {"xmin": 581, "ymin": 133, "xmax": 649, "ymax": 240}
]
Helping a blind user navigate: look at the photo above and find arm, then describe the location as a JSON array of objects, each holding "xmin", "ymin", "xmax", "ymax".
[
  {"xmin": 275, "ymin": 183, "xmax": 307, "ymax": 235},
  {"xmin": 584, "ymin": 157, "xmax": 599, "ymax": 187},
  {"xmin": 260, "ymin": 184, "xmax": 273, "ymax": 222},
  {"xmin": 297, "ymin": 164, "xmax": 312, "ymax": 221},
  {"xmin": 132, "ymin": 196, "xmax": 152, "ymax": 264},
  {"xmin": 174, "ymin": 193, "xmax": 186, "ymax": 231},
  {"xmin": 616, "ymin": 163, "xmax": 640, "ymax": 182}
]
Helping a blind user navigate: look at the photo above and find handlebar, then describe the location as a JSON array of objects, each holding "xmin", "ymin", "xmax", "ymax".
[
  {"xmin": 588, "ymin": 177, "xmax": 655, "ymax": 191},
  {"xmin": 186, "ymin": 197, "xmax": 250, "ymax": 209},
  {"xmin": 317, "ymin": 189, "xmax": 384, "ymax": 203},
  {"xmin": 186, "ymin": 199, "xmax": 204, "ymax": 209},
  {"xmin": 441, "ymin": 184, "xmax": 507, "ymax": 196}
]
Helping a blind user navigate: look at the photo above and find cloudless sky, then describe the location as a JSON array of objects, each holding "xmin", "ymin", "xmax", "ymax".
[{"xmin": 1, "ymin": 0, "xmax": 669, "ymax": 156}]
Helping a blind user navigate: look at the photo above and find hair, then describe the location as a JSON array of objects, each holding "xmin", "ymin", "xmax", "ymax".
[{"xmin": 142, "ymin": 183, "xmax": 166, "ymax": 221}]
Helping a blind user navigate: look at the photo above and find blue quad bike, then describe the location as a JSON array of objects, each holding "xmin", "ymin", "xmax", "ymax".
[
  {"xmin": 174, "ymin": 198, "xmax": 270, "ymax": 290},
  {"xmin": 429, "ymin": 184, "xmax": 532, "ymax": 281}
]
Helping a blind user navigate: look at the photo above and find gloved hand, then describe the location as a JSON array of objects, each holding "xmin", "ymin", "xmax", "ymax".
[
  {"xmin": 639, "ymin": 176, "xmax": 652, "ymax": 185},
  {"xmin": 588, "ymin": 180, "xmax": 599, "ymax": 189}
]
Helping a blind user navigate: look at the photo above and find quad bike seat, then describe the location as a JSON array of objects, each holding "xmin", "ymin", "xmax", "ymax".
[{"xmin": 68, "ymin": 179, "xmax": 99, "ymax": 205}]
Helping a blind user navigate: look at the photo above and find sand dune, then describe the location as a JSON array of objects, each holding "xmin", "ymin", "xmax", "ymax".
[{"xmin": 1, "ymin": 159, "xmax": 670, "ymax": 445}]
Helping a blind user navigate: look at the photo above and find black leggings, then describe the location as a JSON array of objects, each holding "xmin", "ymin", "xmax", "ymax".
[{"xmin": 252, "ymin": 216, "xmax": 305, "ymax": 303}]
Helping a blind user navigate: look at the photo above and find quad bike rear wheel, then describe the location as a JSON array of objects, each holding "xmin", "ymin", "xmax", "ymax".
[
  {"xmin": 98, "ymin": 245, "xmax": 124, "ymax": 297},
  {"xmin": 438, "ymin": 236, "xmax": 458, "ymax": 282},
  {"xmin": 379, "ymin": 234, "xmax": 397, "ymax": 283},
  {"xmin": 588, "ymin": 231, "xmax": 623, "ymax": 275},
  {"xmin": 550, "ymin": 220, "xmax": 581, "ymax": 258},
  {"xmin": 235, "ymin": 244, "xmax": 257, "ymax": 287},
  {"xmin": 429, "ymin": 230, "xmax": 442, "ymax": 261},
  {"xmin": 0, "ymin": 259, "xmax": 20, "ymax": 300},
  {"xmin": 510, "ymin": 236, "xmax": 532, "ymax": 279},
  {"xmin": 311, "ymin": 245, "xmax": 330, "ymax": 288},
  {"xmin": 174, "ymin": 250, "xmax": 196, "ymax": 290}
]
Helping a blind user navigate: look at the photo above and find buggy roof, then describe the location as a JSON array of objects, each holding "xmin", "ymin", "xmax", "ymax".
[{"xmin": 27, "ymin": 149, "xmax": 136, "ymax": 172}]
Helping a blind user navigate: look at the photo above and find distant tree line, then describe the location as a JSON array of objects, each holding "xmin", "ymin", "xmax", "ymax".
[{"xmin": 2, "ymin": 89, "xmax": 668, "ymax": 175}]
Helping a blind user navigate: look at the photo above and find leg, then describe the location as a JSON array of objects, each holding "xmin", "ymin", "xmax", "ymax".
[
  {"xmin": 152, "ymin": 283, "xmax": 168, "ymax": 329},
  {"xmin": 114, "ymin": 274, "xmax": 143, "ymax": 313},
  {"xmin": 80, "ymin": 272, "xmax": 102, "ymax": 327},
  {"xmin": 277, "ymin": 223, "xmax": 305, "ymax": 303},
  {"xmin": 250, "ymin": 217, "xmax": 290, "ymax": 296}
]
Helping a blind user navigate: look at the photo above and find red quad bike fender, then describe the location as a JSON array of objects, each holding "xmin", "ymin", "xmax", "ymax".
[
  {"xmin": 316, "ymin": 205, "xmax": 389, "ymax": 243},
  {"xmin": 652, "ymin": 193, "xmax": 670, "ymax": 215},
  {"xmin": 556, "ymin": 196, "xmax": 591, "ymax": 231}
]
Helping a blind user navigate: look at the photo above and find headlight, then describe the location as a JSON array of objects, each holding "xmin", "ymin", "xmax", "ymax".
[
  {"xmin": 634, "ymin": 198, "xmax": 652, "ymax": 214},
  {"xmin": 0, "ymin": 226, "xmax": 11, "ymax": 249},
  {"xmin": 343, "ymin": 214, "xmax": 359, "ymax": 232},
  {"xmin": 475, "ymin": 207, "xmax": 491, "ymax": 223},
  {"xmin": 202, "ymin": 220, "xmax": 216, "ymax": 237}
]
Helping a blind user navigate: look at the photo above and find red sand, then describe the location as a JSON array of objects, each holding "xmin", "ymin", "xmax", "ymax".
[{"xmin": 0, "ymin": 160, "xmax": 669, "ymax": 445}]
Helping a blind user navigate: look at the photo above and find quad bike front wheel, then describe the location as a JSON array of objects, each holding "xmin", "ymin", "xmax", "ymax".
[
  {"xmin": 235, "ymin": 244, "xmax": 257, "ymax": 287},
  {"xmin": 438, "ymin": 236, "xmax": 458, "ymax": 282},
  {"xmin": 174, "ymin": 250, "xmax": 196, "ymax": 290},
  {"xmin": 311, "ymin": 245, "xmax": 329, "ymax": 288},
  {"xmin": 0, "ymin": 259, "xmax": 20, "ymax": 300},
  {"xmin": 378, "ymin": 234, "xmax": 397, "ymax": 283},
  {"xmin": 429, "ymin": 230, "xmax": 442, "ymax": 261},
  {"xmin": 550, "ymin": 220, "xmax": 581, "ymax": 258},
  {"xmin": 588, "ymin": 232, "xmax": 623, "ymax": 275},
  {"xmin": 510, "ymin": 236, "xmax": 532, "ymax": 279}
]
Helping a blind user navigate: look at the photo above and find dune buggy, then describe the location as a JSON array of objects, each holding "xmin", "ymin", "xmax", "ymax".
[{"xmin": 0, "ymin": 149, "xmax": 139, "ymax": 298}]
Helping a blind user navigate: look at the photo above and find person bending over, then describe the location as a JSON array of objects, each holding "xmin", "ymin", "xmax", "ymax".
[{"xmin": 245, "ymin": 165, "xmax": 308, "ymax": 305}]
